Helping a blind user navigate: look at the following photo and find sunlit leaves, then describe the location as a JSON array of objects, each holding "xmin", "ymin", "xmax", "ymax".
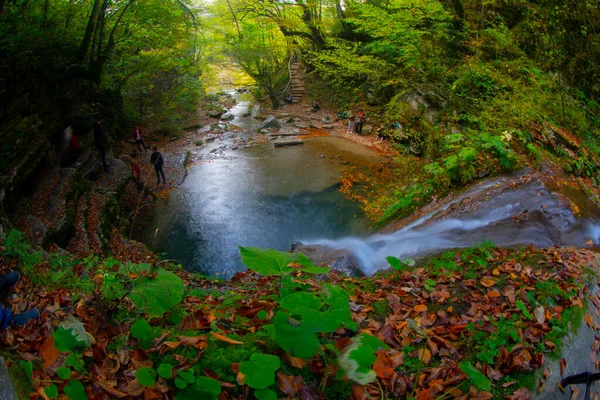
[{"xmin": 239, "ymin": 247, "xmax": 328, "ymax": 276}]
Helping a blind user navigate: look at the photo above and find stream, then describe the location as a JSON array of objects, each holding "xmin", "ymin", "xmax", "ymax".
[{"xmin": 144, "ymin": 90, "xmax": 600, "ymax": 279}]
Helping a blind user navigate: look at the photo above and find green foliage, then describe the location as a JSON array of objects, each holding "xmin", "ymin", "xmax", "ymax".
[
  {"xmin": 255, "ymin": 389, "xmax": 278, "ymax": 400},
  {"xmin": 516, "ymin": 300, "xmax": 533, "ymax": 321},
  {"xmin": 460, "ymin": 361, "xmax": 492, "ymax": 391},
  {"xmin": 64, "ymin": 379, "xmax": 87, "ymax": 400},
  {"xmin": 44, "ymin": 384, "xmax": 59, "ymax": 399},
  {"xmin": 240, "ymin": 354, "xmax": 280, "ymax": 389},
  {"xmin": 339, "ymin": 333, "xmax": 388, "ymax": 385},
  {"xmin": 136, "ymin": 368, "xmax": 157, "ymax": 387},
  {"xmin": 239, "ymin": 247, "xmax": 328, "ymax": 276},
  {"xmin": 57, "ymin": 367, "xmax": 72, "ymax": 380},
  {"xmin": 19, "ymin": 360, "xmax": 32, "ymax": 380},
  {"xmin": 131, "ymin": 320, "xmax": 152, "ymax": 340},
  {"xmin": 157, "ymin": 363, "xmax": 173, "ymax": 379},
  {"xmin": 53, "ymin": 327, "xmax": 88, "ymax": 353},
  {"xmin": 129, "ymin": 269, "xmax": 184, "ymax": 316}
]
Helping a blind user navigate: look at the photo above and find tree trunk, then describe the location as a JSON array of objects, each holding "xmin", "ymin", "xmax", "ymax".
[
  {"xmin": 76, "ymin": 0, "xmax": 102, "ymax": 63},
  {"xmin": 450, "ymin": 0, "xmax": 465, "ymax": 20}
]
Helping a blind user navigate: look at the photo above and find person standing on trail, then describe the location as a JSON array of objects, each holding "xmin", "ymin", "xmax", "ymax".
[
  {"xmin": 150, "ymin": 146, "xmax": 166, "ymax": 185},
  {"xmin": 93, "ymin": 119, "xmax": 109, "ymax": 172},
  {"xmin": 0, "ymin": 271, "xmax": 39, "ymax": 329},
  {"xmin": 355, "ymin": 109, "xmax": 366, "ymax": 134},
  {"xmin": 347, "ymin": 114, "xmax": 355, "ymax": 134},
  {"xmin": 132, "ymin": 125, "xmax": 148, "ymax": 153}
]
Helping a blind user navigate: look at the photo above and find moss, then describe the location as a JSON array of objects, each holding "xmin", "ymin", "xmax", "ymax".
[{"xmin": 0, "ymin": 351, "xmax": 34, "ymax": 399}]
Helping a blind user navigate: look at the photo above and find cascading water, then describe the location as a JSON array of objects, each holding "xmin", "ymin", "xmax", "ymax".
[{"xmin": 307, "ymin": 172, "xmax": 600, "ymax": 276}]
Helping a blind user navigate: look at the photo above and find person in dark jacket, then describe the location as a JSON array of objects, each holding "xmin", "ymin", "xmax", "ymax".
[
  {"xmin": 132, "ymin": 126, "xmax": 148, "ymax": 153},
  {"xmin": 0, "ymin": 271, "xmax": 39, "ymax": 329},
  {"xmin": 150, "ymin": 146, "xmax": 166, "ymax": 185},
  {"xmin": 93, "ymin": 119, "xmax": 109, "ymax": 172}
]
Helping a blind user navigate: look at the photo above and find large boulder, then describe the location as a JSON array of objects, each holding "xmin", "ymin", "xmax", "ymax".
[
  {"xmin": 291, "ymin": 243, "xmax": 363, "ymax": 276},
  {"xmin": 258, "ymin": 116, "xmax": 281, "ymax": 130},
  {"xmin": 220, "ymin": 113, "xmax": 235, "ymax": 121},
  {"xmin": 207, "ymin": 108, "xmax": 227, "ymax": 119}
]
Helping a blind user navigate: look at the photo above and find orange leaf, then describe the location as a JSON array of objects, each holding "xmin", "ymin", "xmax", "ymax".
[
  {"xmin": 277, "ymin": 372, "xmax": 303, "ymax": 396},
  {"xmin": 480, "ymin": 278, "xmax": 497, "ymax": 288},
  {"xmin": 373, "ymin": 350, "xmax": 395, "ymax": 379},
  {"xmin": 488, "ymin": 290, "xmax": 501, "ymax": 298},
  {"xmin": 560, "ymin": 358, "xmax": 567, "ymax": 377},
  {"xmin": 414, "ymin": 304, "xmax": 428, "ymax": 313},
  {"xmin": 284, "ymin": 353, "xmax": 307, "ymax": 368},
  {"xmin": 211, "ymin": 332, "xmax": 243, "ymax": 345},
  {"xmin": 584, "ymin": 314, "xmax": 593, "ymax": 327},
  {"xmin": 41, "ymin": 337, "xmax": 61, "ymax": 369}
]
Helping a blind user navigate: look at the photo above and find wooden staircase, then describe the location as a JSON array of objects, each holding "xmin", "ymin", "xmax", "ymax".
[{"xmin": 289, "ymin": 61, "xmax": 305, "ymax": 104}]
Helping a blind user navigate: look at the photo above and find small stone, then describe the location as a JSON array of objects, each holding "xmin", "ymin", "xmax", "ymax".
[{"xmin": 320, "ymin": 154, "xmax": 324, "ymax": 158}]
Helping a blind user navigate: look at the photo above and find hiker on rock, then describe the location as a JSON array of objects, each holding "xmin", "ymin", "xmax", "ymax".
[
  {"xmin": 150, "ymin": 146, "xmax": 166, "ymax": 185},
  {"xmin": 132, "ymin": 125, "xmax": 148, "ymax": 153},
  {"xmin": 93, "ymin": 119, "xmax": 109, "ymax": 172},
  {"xmin": 0, "ymin": 271, "xmax": 39, "ymax": 329},
  {"xmin": 355, "ymin": 109, "xmax": 366, "ymax": 134},
  {"xmin": 284, "ymin": 94, "xmax": 292, "ymax": 104}
]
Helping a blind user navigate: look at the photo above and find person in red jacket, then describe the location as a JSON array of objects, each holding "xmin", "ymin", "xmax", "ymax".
[
  {"xmin": 132, "ymin": 126, "xmax": 148, "ymax": 153},
  {"xmin": 131, "ymin": 152, "xmax": 141, "ymax": 180}
]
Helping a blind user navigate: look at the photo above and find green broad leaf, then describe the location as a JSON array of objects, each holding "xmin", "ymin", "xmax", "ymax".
[
  {"xmin": 44, "ymin": 384, "xmax": 59, "ymax": 399},
  {"xmin": 157, "ymin": 363, "xmax": 173, "ymax": 379},
  {"xmin": 255, "ymin": 388, "xmax": 278, "ymax": 400},
  {"xmin": 64, "ymin": 379, "xmax": 88, "ymax": 400},
  {"xmin": 279, "ymin": 284, "xmax": 357, "ymax": 333},
  {"xmin": 273, "ymin": 311, "xmax": 320, "ymax": 359},
  {"xmin": 257, "ymin": 310, "xmax": 268, "ymax": 320},
  {"xmin": 296, "ymin": 253, "xmax": 329, "ymax": 274},
  {"xmin": 19, "ymin": 360, "xmax": 32, "ymax": 380},
  {"xmin": 386, "ymin": 256, "xmax": 404, "ymax": 270},
  {"xmin": 66, "ymin": 354, "xmax": 85, "ymax": 373},
  {"xmin": 131, "ymin": 320, "xmax": 152, "ymax": 340},
  {"xmin": 460, "ymin": 362, "xmax": 492, "ymax": 391},
  {"xmin": 339, "ymin": 333, "xmax": 388, "ymax": 385},
  {"xmin": 240, "ymin": 353, "xmax": 280, "ymax": 389},
  {"xmin": 516, "ymin": 300, "xmax": 533, "ymax": 320},
  {"xmin": 178, "ymin": 369, "xmax": 196, "ymax": 384},
  {"xmin": 194, "ymin": 377, "xmax": 221, "ymax": 395},
  {"xmin": 129, "ymin": 269, "xmax": 184, "ymax": 316},
  {"xmin": 57, "ymin": 367, "xmax": 72, "ymax": 380},
  {"xmin": 175, "ymin": 377, "xmax": 188, "ymax": 389},
  {"xmin": 135, "ymin": 368, "xmax": 157, "ymax": 387},
  {"xmin": 53, "ymin": 327, "xmax": 88, "ymax": 352},
  {"xmin": 175, "ymin": 382, "xmax": 218, "ymax": 400},
  {"xmin": 239, "ymin": 247, "xmax": 295, "ymax": 276}
]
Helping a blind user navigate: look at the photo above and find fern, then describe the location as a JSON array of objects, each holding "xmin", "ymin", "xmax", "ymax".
[{"xmin": 459, "ymin": 146, "xmax": 478, "ymax": 162}]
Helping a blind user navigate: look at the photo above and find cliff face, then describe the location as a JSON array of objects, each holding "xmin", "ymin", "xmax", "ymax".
[{"xmin": 0, "ymin": 84, "xmax": 62, "ymax": 206}]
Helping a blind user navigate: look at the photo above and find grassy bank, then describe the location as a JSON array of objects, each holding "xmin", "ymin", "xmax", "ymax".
[{"xmin": 0, "ymin": 229, "xmax": 594, "ymax": 399}]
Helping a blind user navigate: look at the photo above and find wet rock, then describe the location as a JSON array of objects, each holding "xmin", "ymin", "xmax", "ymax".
[
  {"xmin": 322, "ymin": 124, "xmax": 335, "ymax": 129},
  {"xmin": 231, "ymin": 145, "xmax": 238, "ymax": 150},
  {"xmin": 274, "ymin": 140, "xmax": 303, "ymax": 147},
  {"xmin": 258, "ymin": 116, "xmax": 281, "ymax": 130},
  {"xmin": 297, "ymin": 123, "xmax": 308, "ymax": 129},
  {"xmin": 26, "ymin": 215, "xmax": 48, "ymax": 248},
  {"xmin": 207, "ymin": 109, "xmax": 226, "ymax": 119},
  {"xmin": 0, "ymin": 357, "xmax": 17, "ymax": 400},
  {"xmin": 221, "ymin": 113, "xmax": 235, "ymax": 121},
  {"xmin": 291, "ymin": 243, "xmax": 363, "ymax": 276},
  {"xmin": 205, "ymin": 135, "xmax": 216, "ymax": 142},
  {"xmin": 309, "ymin": 123, "xmax": 319, "ymax": 129}
]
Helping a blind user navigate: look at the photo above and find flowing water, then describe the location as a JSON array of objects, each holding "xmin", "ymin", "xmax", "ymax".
[
  {"xmin": 310, "ymin": 172, "xmax": 600, "ymax": 275},
  {"xmin": 144, "ymin": 90, "xmax": 600, "ymax": 279}
]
